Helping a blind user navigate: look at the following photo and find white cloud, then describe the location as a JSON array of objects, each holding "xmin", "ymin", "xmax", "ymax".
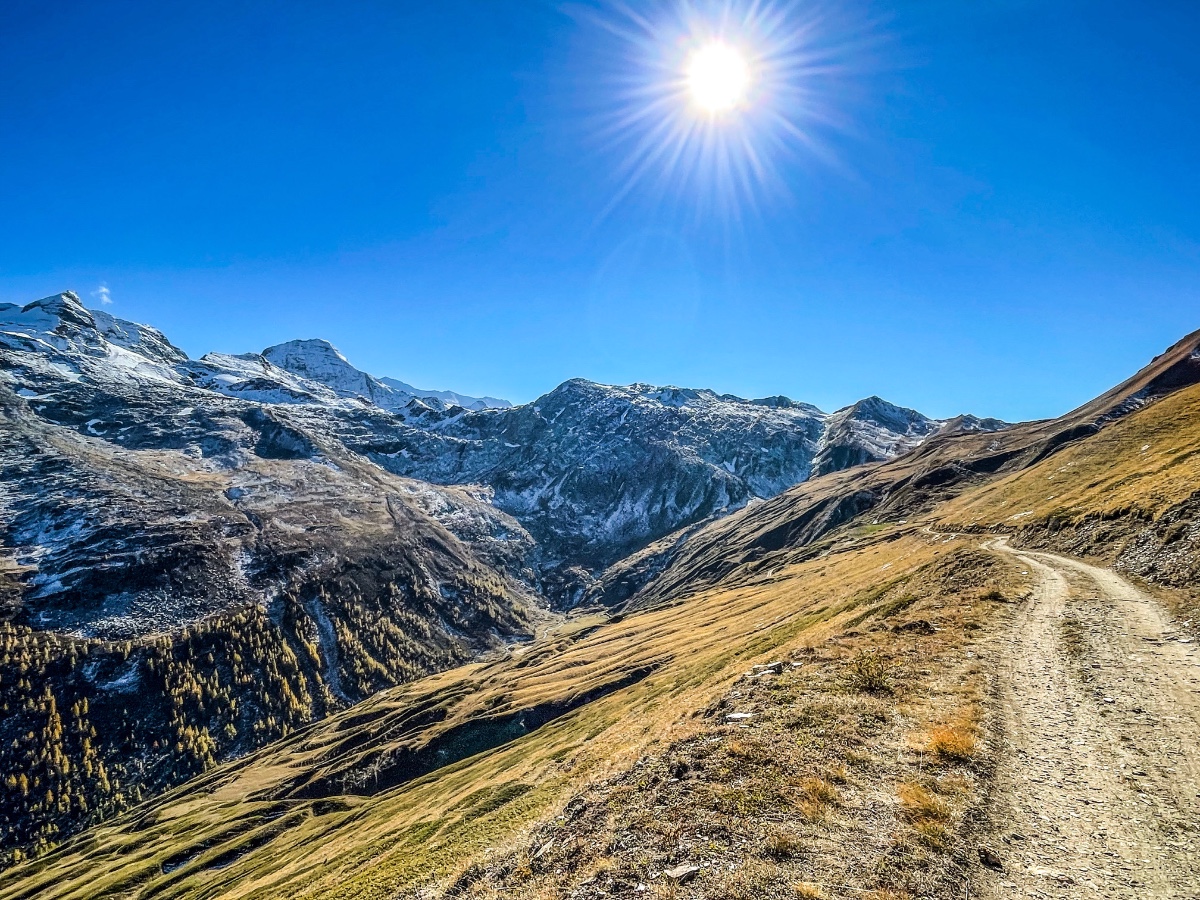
[{"xmin": 92, "ymin": 284, "xmax": 113, "ymax": 305}]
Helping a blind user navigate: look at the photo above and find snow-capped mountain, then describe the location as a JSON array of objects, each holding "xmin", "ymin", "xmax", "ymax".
[
  {"xmin": 1, "ymin": 292, "xmax": 1006, "ymax": 609},
  {"xmin": 0, "ymin": 293, "xmax": 538, "ymax": 637},
  {"xmin": 262, "ymin": 338, "xmax": 510, "ymax": 412},
  {"xmin": 0, "ymin": 291, "xmax": 1006, "ymax": 860},
  {"xmin": 368, "ymin": 381, "xmax": 832, "ymax": 576},
  {"xmin": 364, "ymin": 384, "xmax": 1004, "ymax": 593},
  {"xmin": 379, "ymin": 376, "xmax": 511, "ymax": 411}
]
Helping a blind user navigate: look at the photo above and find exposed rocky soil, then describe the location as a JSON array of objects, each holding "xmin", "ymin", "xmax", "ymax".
[
  {"xmin": 980, "ymin": 541, "xmax": 1200, "ymax": 898},
  {"xmin": 1016, "ymin": 493, "xmax": 1200, "ymax": 632}
]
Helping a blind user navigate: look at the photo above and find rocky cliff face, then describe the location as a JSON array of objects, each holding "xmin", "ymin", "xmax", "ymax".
[
  {"xmin": 1, "ymin": 293, "xmax": 1004, "ymax": 608},
  {"xmin": 368, "ymin": 386, "xmax": 1003, "ymax": 598},
  {"xmin": 0, "ymin": 290, "xmax": 1014, "ymax": 628},
  {"xmin": 0, "ymin": 294, "xmax": 536, "ymax": 636}
]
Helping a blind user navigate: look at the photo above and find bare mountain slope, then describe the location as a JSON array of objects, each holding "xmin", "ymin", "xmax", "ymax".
[
  {"xmin": 369, "ymin": 382, "xmax": 998, "ymax": 591},
  {"xmin": 0, "ymin": 294, "xmax": 542, "ymax": 858},
  {"xmin": 0, "ymin": 291, "xmax": 989, "ymax": 862}
]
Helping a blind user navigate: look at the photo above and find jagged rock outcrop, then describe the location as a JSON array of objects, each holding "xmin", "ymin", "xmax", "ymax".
[
  {"xmin": 364, "ymin": 386, "xmax": 1003, "ymax": 596},
  {"xmin": 262, "ymin": 338, "xmax": 509, "ymax": 412}
]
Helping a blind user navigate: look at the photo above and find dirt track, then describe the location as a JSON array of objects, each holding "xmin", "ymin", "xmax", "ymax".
[{"xmin": 979, "ymin": 540, "xmax": 1200, "ymax": 897}]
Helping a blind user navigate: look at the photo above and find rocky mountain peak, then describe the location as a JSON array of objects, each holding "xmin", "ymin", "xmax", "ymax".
[
  {"xmin": 1, "ymin": 289, "xmax": 1007, "ymax": 605},
  {"xmin": 22, "ymin": 291, "xmax": 94, "ymax": 325},
  {"xmin": 0, "ymin": 292, "xmax": 100, "ymax": 348},
  {"xmin": 262, "ymin": 338, "xmax": 509, "ymax": 413},
  {"xmin": 91, "ymin": 309, "xmax": 188, "ymax": 365},
  {"xmin": 262, "ymin": 338, "xmax": 366, "ymax": 386}
]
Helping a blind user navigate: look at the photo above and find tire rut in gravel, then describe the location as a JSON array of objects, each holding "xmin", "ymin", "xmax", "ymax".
[{"xmin": 978, "ymin": 540, "xmax": 1200, "ymax": 898}]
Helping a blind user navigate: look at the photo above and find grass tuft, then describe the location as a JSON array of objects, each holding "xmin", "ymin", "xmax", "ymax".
[
  {"xmin": 848, "ymin": 648, "xmax": 894, "ymax": 694},
  {"xmin": 762, "ymin": 829, "xmax": 804, "ymax": 860},
  {"xmin": 927, "ymin": 723, "xmax": 976, "ymax": 762},
  {"xmin": 897, "ymin": 782, "xmax": 950, "ymax": 823},
  {"xmin": 796, "ymin": 775, "xmax": 841, "ymax": 821}
]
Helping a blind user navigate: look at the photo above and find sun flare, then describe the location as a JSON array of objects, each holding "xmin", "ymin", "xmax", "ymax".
[
  {"xmin": 584, "ymin": 0, "xmax": 856, "ymax": 217},
  {"xmin": 686, "ymin": 42, "xmax": 751, "ymax": 114}
]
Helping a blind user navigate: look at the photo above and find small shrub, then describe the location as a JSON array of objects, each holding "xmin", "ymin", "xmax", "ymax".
[
  {"xmin": 848, "ymin": 648, "xmax": 894, "ymax": 694},
  {"xmin": 763, "ymin": 829, "xmax": 804, "ymax": 860},
  {"xmin": 897, "ymin": 783, "xmax": 950, "ymax": 823},
  {"xmin": 794, "ymin": 882, "xmax": 823, "ymax": 898},
  {"xmin": 796, "ymin": 776, "xmax": 840, "ymax": 821},
  {"xmin": 913, "ymin": 818, "xmax": 950, "ymax": 850},
  {"xmin": 799, "ymin": 776, "xmax": 840, "ymax": 805}
]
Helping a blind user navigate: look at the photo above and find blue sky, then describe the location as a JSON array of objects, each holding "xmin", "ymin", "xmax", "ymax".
[{"xmin": 2, "ymin": 0, "xmax": 1197, "ymax": 421}]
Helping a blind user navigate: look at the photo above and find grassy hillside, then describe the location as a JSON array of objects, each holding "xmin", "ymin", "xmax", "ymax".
[
  {"xmin": 938, "ymin": 380, "xmax": 1200, "ymax": 625},
  {"xmin": 0, "ymin": 530, "xmax": 1030, "ymax": 900},
  {"xmin": 0, "ymin": 387, "xmax": 546, "ymax": 864},
  {"xmin": 594, "ymin": 330, "xmax": 1200, "ymax": 611}
]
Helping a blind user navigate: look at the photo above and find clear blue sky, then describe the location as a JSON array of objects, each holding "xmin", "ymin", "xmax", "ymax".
[{"xmin": 2, "ymin": 1, "xmax": 1197, "ymax": 421}]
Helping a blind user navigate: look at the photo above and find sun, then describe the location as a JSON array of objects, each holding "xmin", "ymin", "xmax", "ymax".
[
  {"xmin": 686, "ymin": 42, "xmax": 751, "ymax": 114},
  {"xmin": 580, "ymin": 0, "xmax": 859, "ymax": 217}
]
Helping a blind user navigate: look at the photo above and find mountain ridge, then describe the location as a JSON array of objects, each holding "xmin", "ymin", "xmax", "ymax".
[
  {"xmin": 0, "ymin": 290, "xmax": 1005, "ymax": 862},
  {"xmin": 2, "ymin": 292, "xmax": 1006, "ymax": 595},
  {"xmin": 3, "ymin": 321, "xmax": 1196, "ymax": 897}
]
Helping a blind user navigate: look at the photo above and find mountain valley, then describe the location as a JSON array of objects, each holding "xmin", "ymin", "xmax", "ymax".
[
  {"xmin": 0, "ymin": 292, "xmax": 997, "ymax": 865},
  {"xmin": 1, "ymin": 293, "xmax": 1197, "ymax": 899}
]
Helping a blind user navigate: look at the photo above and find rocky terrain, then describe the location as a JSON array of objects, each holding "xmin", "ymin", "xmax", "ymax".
[
  {"xmin": 0, "ymin": 291, "xmax": 987, "ymax": 862},
  {"xmin": 0, "ymin": 294, "xmax": 543, "ymax": 858},
  {"xmin": 328, "ymin": 384, "xmax": 1002, "ymax": 599},
  {"xmin": 0, "ymin": 298, "xmax": 1197, "ymax": 896},
  {"xmin": 260, "ymin": 338, "xmax": 510, "ymax": 413},
  {"xmin": 2, "ymin": 292, "xmax": 986, "ymax": 613}
]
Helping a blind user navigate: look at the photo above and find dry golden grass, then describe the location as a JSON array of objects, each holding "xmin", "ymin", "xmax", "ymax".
[
  {"xmin": 392, "ymin": 546, "xmax": 1029, "ymax": 900},
  {"xmin": 762, "ymin": 829, "xmax": 805, "ymax": 861},
  {"xmin": 897, "ymin": 783, "xmax": 953, "ymax": 851},
  {"xmin": 940, "ymin": 382, "xmax": 1200, "ymax": 528},
  {"xmin": 927, "ymin": 722, "xmax": 977, "ymax": 762},
  {"xmin": 0, "ymin": 535, "xmax": 1031, "ymax": 900},
  {"xmin": 796, "ymin": 775, "xmax": 841, "ymax": 821},
  {"xmin": 897, "ymin": 783, "xmax": 951, "ymax": 822}
]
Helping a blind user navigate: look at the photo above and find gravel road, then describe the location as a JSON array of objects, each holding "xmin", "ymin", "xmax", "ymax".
[{"xmin": 978, "ymin": 540, "xmax": 1200, "ymax": 898}]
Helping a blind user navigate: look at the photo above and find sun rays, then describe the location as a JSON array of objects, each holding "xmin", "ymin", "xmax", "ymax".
[{"xmin": 574, "ymin": 0, "xmax": 870, "ymax": 224}]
